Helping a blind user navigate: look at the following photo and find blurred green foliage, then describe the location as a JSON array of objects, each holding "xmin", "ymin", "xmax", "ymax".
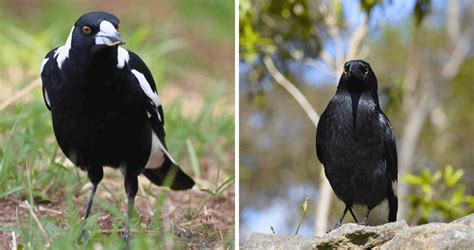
[
  {"xmin": 404, "ymin": 165, "xmax": 474, "ymax": 225},
  {"xmin": 239, "ymin": 0, "xmax": 320, "ymax": 63}
]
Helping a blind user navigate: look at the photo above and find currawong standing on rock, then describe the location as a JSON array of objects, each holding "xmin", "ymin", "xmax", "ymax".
[{"xmin": 316, "ymin": 60, "xmax": 398, "ymax": 229}]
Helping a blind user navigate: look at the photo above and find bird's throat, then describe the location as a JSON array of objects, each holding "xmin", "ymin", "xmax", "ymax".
[{"xmin": 350, "ymin": 91, "xmax": 361, "ymax": 134}]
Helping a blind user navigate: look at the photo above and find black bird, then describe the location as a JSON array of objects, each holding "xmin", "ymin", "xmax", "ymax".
[
  {"xmin": 40, "ymin": 11, "xmax": 195, "ymax": 237},
  {"xmin": 316, "ymin": 60, "xmax": 397, "ymax": 229}
]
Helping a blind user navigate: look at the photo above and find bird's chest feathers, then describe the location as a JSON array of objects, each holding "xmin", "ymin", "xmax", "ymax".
[
  {"xmin": 60, "ymin": 60, "xmax": 130, "ymax": 101},
  {"xmin": 327, "ymin": 92, "xmax": 381, "ymax": 143}
]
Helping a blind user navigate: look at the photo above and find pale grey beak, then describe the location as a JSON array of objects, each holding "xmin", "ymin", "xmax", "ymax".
[{"xmin": 95, "ymin": 20, "xmax": 125, "ymax": 46}]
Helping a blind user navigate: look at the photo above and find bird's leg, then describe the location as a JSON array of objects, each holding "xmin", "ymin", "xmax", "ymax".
[
  {"xmin": 123, "ymin": 172, "xmax": 138, "ymax": 242},
  {"xmin": 79, "ymin": 168, "xmax": 103, "ymax": 243},
  {"xmin": 83, "ymin": 169, "xmax": 104, "ymax": 219},
  {"xmin": 359, "ymin": 208, "xmax": 372, "ymax": 225},
  {"xmin": 84, "ymin": 183, "xmax": 98, "ymax": 219},
  {"xmin": 333, "ymin": 206, "xmax": 350, "ymax": 230},
  {"xmin": 348, "ymin": 207, "xmax": 359, "ymax": 224}
]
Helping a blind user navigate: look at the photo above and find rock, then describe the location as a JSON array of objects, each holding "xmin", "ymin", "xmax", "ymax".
[
  {"xmin": 314, "ymin": 220, "xmax": 408, "ymax": 249},
  {"xmin": 451, "ymin": 213, "xmax": 474, "ymax": 229},
  {"xmin": 242, "ymin": 214, "xmax": 474, "ymax": 249},
  {"xmin": 243, "ymin": 233, "xmax": 314, "ymax": 250},
  {"xmin": 381, "ymin": 222, "xmax": 474, "ymax": 249}
]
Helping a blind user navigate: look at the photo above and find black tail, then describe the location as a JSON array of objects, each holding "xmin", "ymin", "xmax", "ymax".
[
  {"xmin": 143, "ymin": 158, "xmax": 195, "ymax": 190},
  {"xmin": 388, "ymin": 192, "xmax": 398, "ymax": 222}
]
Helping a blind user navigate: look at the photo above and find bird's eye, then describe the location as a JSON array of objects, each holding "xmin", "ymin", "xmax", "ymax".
[
  {"xmin": 82, "ymin": 25, "xmax": 92, "ymax": 35},
  {"xmin": 343, "ymin": 67, "xmax": 348, "ymax": 74},
  {"xmin": 364, "ymin": 68, "xmax": 369, "ymax": 75}
]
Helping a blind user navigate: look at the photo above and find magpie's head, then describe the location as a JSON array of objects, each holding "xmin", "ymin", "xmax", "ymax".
[
  {"xmin": 339, "ymin": 60, "xmax": 377, "ymax": 90},
  {"xmin": 70, "ymin": 11, "xmax": 125, "ymax": 50}
]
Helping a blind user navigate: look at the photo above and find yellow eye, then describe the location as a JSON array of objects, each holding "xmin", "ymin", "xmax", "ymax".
[
  {"xmin": 343, "ymin": 67, "xmax": 348, "ymax": 73},
  {"xmin": 82, "ymin": 25, "xmax": 92, "ymax": 34},
  {"xmin": 364, "ymin": 68, "xmax": 369, "ymax": 75}
]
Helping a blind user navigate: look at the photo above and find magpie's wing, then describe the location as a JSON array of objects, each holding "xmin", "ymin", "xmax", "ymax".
[
  {"xmin": 40, "ymin": 48, "xmax": 60, "ymax": 111},
  {"xmin": 379, "ymin": 112, "xmax": 398, "ymax": 183},
  {"xmin": 126, "ymin": 50, "xmax": 167, "ymax": 144}
]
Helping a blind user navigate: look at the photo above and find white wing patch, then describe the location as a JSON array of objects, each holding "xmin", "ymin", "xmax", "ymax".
[
  {"xmin": 145, "ymin": 131, "xmax": 177, "ymax": 169},
  {"xmin": 131, "ymin": 69, "xmax": 162, "ymax": 121},
  {"xmin": 117, "ymin": 47, "xmax": 129, "ymax": 69},
  {"xmin": 54, "ymin": 26, "xmax": 74, "ymax": 69}
]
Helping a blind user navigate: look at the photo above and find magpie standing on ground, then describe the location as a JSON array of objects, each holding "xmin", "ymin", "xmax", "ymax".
[
  {"xmin": 40, "ymin": 11, "xmax": 195, "ymax": 238},
  {"xmin": 316, "ymin": 60, "xmax": 398, "ymax": 229}
]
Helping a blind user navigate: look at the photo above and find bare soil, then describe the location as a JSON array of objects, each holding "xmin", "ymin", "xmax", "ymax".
[{"xmin": 0, "ymin": 172, "xmax": 234, "ymax": 249}]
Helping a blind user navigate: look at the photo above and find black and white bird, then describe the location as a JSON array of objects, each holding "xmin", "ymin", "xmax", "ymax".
[
  {"xmin": 40, "ymin": 11, "xmax": 194, "ymax": 236},
  {"xmin": 316, "ymin": 60, "xmax": 398, "ymax": 229}
]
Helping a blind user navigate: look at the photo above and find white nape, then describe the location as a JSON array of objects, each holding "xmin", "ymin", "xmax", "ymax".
[
  {"xmin": 54, "ymin": 26, "xmax": 74, "ymax": 69},
  {"xmin": 131, "ymin": 69, "xmax": 162, "ymax": 121},
  {"xmin": 117, "ymin": 47, "xmax": 129, "ymax": 69}
]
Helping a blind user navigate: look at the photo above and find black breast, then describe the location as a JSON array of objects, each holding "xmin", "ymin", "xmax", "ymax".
[
  {"xmin": 50, "ymin": 67, "xmax": 151, "ymax": 172},
  {"xmin": 316, "ymin": 92, "xmax": 388, "ymax": 207}
]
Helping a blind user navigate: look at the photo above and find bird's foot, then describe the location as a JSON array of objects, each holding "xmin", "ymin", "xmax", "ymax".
[
  {"xmin": 122, "ymin": 228, "xmax": 130, "ymax": 241},
  {"xmin": 357, "ymin": 220, "xmax": 368, "ymax": 226},
  {"xmin": 121, "ymin": 230, "xmax": 131, "ymax": 250},
  {"xmin": 78, "ymin": 229, "xmax": 90, "ymax": 244},
  {"xmin": 327, "ymin": 222, "xmax": 342, "ymax": 233}
]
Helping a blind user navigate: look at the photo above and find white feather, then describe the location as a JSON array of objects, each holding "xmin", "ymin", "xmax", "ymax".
[
  {"xmin": 352, "ymin": 200, "xmax": 390, "ymax": 226},
  {"xmin": 145, "ymin": 131, "xmax": 165, "ymax": 169},
  {"xmin": 131, "ymin": 69, "xmax": 162, "ymax": 121},
  {"xmin": 117, "ymin": 47, "xmax": 129, "ymax": 69},
  {"xmin": 39, "ymin": 58, "xmax": 49, "ymax": 85},
  {"xmin": 54, "ymin": 26, "xmax": 74, "ymax": 69},
  {"xmin": 44, "ymin": 89, "xmax": 51, "ymax": 107},
  {"xmin": 145, "ymin": 131, "xmax": 177, "ymax": 169},
  {"xmin": 40, "ymin": 58, "xmax": 49, "ymax": 74}
]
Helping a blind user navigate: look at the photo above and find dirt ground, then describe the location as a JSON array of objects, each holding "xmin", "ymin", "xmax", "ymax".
[{"xmin": 0, "ymin": 171, "xmax": 235, "ymax": 249}]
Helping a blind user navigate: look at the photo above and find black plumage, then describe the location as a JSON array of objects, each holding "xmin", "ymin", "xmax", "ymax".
[
  {"xmin": 40, "ymin": 11, "xmax": 194, "ymax": 238},
  {"xmin": 316, "ymin": 60, "xmax": 398, "ymax": 229}
]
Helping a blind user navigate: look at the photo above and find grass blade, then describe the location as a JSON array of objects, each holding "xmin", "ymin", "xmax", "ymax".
[
  {"xmin": 0, "ymin": 186, "xmax": 23, "ymax": 199},
  {"xmin": 186, "ymin": 139, "xmax": 201, "ymax": 179}
]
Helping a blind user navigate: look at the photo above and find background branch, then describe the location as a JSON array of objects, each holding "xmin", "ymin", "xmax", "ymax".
[{"xmin": 263, "ymin": 55, "xmax": 332, "ymax": 236}]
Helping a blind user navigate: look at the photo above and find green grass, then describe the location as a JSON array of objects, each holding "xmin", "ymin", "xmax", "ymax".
[
  {"xmin": 0, "ymin": 93, "xmax": 234, "ymax": 248},
  {"xmin": 0, "ymin": 1, "xmax": 234, "ymax": 248}
]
